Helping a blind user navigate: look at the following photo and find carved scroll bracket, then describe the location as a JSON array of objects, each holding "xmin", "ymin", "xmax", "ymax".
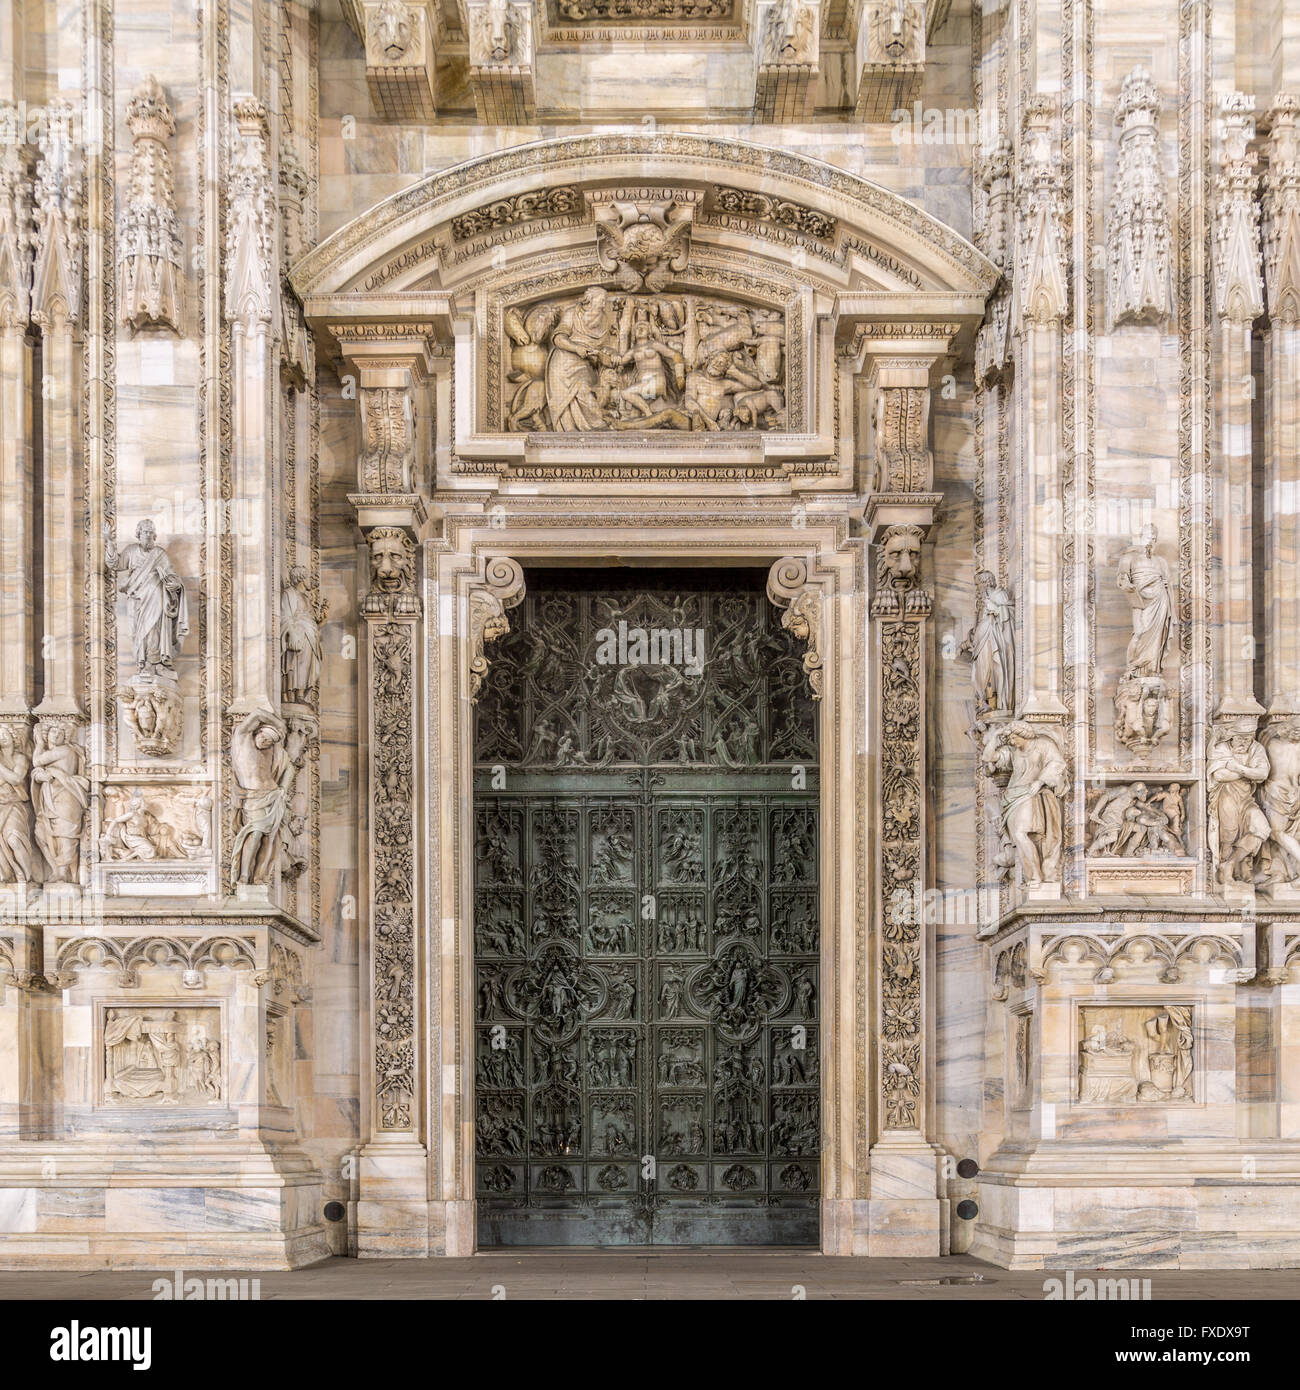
[
  {"xmin": 340, "ymin": 331, "xmax": 439, "ymax": 499},
  {"xmin": 467, "ymin": 556, "xmax": 526, "ymax": 702},
  {"xmin": 766, "ymin": 556, "xmax": 826, "ymax": 700}
]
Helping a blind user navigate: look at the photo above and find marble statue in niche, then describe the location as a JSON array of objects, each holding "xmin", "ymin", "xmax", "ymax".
[
  {"xmin": 31, "ymin": 721, "xmax": 89, "ymax": 884},
  {"xmin": 982, "ymin": 722, "xmax": 1067, "ymax": 888},
  {"xmin": 1086, "ymin": 781, "xmax": 1187, "ymax": 856},
  {"xmin": 104, "ymin": 519, "xmax": 189, "ymax": 758},
  {"xmin": 103, "ymin": 1006, "xmax": 222, "ymax": 1106},
  {"xmin": 1113, "ymin": 525, "xmax": 1174, "ymax": 755},
  {"xmin": 1078, "ymin": 1005, "xmax": 1193, "ymax": 1104},
  {"xmin": 229, "ymin": 712, "xmax": 310, "ymax": 888},
  {"xmin": 1207, "ymin": 714, "xmax": 1270, "ymax": 888},
  {"xmin": 0, "ymin": 725, "xmax": 34, "ymax": 884},
  {"xmin": 504, "ymin": 288, "xmax": 786, "ymax": 432},
  {"xmin": 960, "ymin": 570, "xmax": 1015, "ymax": 714},
  {"xmin": 281, "ymin": 566, "xmax": 326, "ymax": 705}
]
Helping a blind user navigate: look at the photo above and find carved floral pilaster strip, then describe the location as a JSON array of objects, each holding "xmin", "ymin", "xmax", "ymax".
[
  {"xmin": 468, "ymin": 557, "xmax": 526, "ymax": 702},
  {"xmin": 370, "ymin": 618, "xmax": 416, "ymax": 1131},
  {"xmin": 766, "ymin": 557, "xmax": 823, "ymax": 700}
]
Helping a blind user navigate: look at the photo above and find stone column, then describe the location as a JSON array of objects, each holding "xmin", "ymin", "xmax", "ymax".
[
  {"xmin": 1012, "ymin": 96, "xmax": 1069, "ymax": 722},
  {"xmin": 1263, "ymin": 96, "xmax": 1300, "ymax": 719},
  {"xmin": 1212, "ymin": 93, "xmax": 1266, "ymax": 721}
]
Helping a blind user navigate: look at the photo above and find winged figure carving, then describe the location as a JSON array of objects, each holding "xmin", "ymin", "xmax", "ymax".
[{"xmin": 594, "ymin": 200, "xmax": 692, "ymax": 293}]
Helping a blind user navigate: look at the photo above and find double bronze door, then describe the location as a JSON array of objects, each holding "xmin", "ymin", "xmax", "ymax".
[{"xmin": 474, "ymin": 767, "xmax": 820, "ymax": 1246}]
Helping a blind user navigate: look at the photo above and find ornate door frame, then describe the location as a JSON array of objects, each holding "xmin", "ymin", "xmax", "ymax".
[{"xmin": 294, "ymin": 132, "xmax": 996, "ymax": 1256}]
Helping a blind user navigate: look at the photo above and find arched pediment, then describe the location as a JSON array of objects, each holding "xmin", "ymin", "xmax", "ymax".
[{"xmin": 290, "ymin": 132, "xmax": 998, "ymax": 301}]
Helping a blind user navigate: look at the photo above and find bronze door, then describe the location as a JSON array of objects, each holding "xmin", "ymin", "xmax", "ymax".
[{"xmin": 472, "ymin": 571, "xmax": 819, "ymax": 1246}]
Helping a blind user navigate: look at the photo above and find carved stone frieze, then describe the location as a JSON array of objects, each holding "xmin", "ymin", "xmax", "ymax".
[
  {"xmin": 503, "ymin": 288, "xmax": 787, "ymax": 433},
  {"xmin": 99, "ymin": 785, "xmax": 208, "ymax": 862},
  {"xmin": 117, "ymin": 76, "xmax": 182, "ymax": 334},
  {"xmin": 468, "ymin": 557, "xmax": 526, "ymax": 703},
  {"xmin": 53, "ymin": 933, "xmax": 258, "ymax": 991},
  {"xmin": 710, "ymin": 186, "xmax": 836, "ymax": 241},
  {"xmin": 450, "ymin": 186, "xmax": 582, "ymax": 244},
  {"xmin": 1105, "ymin": 66, "xmax": 1171, "ymax": 329}
]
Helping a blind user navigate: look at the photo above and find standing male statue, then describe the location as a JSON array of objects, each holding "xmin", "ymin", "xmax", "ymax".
[
  {"xmin": 103, "ymin": 520, "xmax": 190, "ymax": 674},
  {"xmin": 1116, "ymin": 523, "xmax": 1173, "ymax": 677}
]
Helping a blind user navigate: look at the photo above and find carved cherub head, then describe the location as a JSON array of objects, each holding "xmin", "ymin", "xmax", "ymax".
[{"xmin": 368, "ymin": 528, "xmax": 414, "ymax": 595}]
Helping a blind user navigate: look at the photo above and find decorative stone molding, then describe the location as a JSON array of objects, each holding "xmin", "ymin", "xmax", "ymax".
[
  {"xmin": 450, "ymin": 185, "xmax": 581, "ymax": 244},
  {"xmin": 31, "ymin": 101, "xmax": 82, "ymax": 330},
  {"xmin": 872, "ymin": 387, "xmax": 932, "ymax": 492},
  {"xmin": 854, "ymin": 0, "xmax": 926, "ymax": 122},
  {"xmin": 1013, "ymin": 96, "xmax": 1068, "ymax": 330},
  {"xmin": 1213, "ymin": 94, "xmax": 1264, "ymax": 323},
  {"xmin": 467, "ymin": 0, "xmax": 536, "ymax": 123},
  {"xmin": 117, "ymin": 76, "xmax": 182, "ymax": 334},
  {"xmin": 0, "ymin": 103, "xmax": 33, "ymax": 330},
  {"xmin": 52, "ymin": 932, "xmax": 258, "ymax": 991},
  {"xmin": 766, "ymin": 557, "xmax": 824, "ymax": 700},
  {"xmin": 1105, "ymin": 66, "xmax": 1171, "ymax": 329},
  {"xmin": 364, "ymin": 0, "xmax": 438, "ymax": 120},
  {"xmin": 225, "ymin": 98, "xmax": 275, "ymax": 330},
  {"xmin": 468, "ymin": 557, "xmax": 526, "ymax": 702},
  {"xmin": 754, "ymin": 0, "xmax": 820, "ymax": 123},
  {"xmin": 710, "ymin": 186, "xmax": 836, "ymax": 241}
]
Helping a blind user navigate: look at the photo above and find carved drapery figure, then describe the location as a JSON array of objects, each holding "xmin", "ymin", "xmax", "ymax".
[
  {"xmin": 1257, "ymin": 718, "xmax": 1300, "ymax": 886},
  {"xmin": 0, "ymin": 725, "xmax": 33, "ymax": 884},
  {"xmin": 983, "ymin": 722, "xmax": 1067, "ymax": 887},
  {"xmin": 104, "ymin": 520, "xmax": 190, "ymax": 675},
  {"xmin": 1117, "ymin": 524, "xmax": 1173, "ymax": 676},
  {"xmin": 546, "ymin": 287, "xmax": 621, "ymax": 429},
  {"xmin": 1140, "ymin": 1006, "xmax": 1194, "ymax": 1101},
  {"xmin": 281, "ymin": 566, "xmax": 326, "ymax": 704},
  {"xmin": 117, "ymin": 76, "xmax": 182, "ymax": 334},
  {"xmin": 1207, "ymin": 715, "xmax": 1270, "ymax": 887},
  {"xmin": 229, "ymin": 711, "xmax": 309, "ymax": 887},
  {"xmin": 960, "ymin": 570, "xmax": 1015, "ymax": 714},
  {"xmin": 30, "ymin": 721, "xmax": 89, "ymax": 884}
]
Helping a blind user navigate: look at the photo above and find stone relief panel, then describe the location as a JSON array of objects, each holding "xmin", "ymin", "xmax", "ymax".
[
  {"xmin": 1077, "ymin": 1004, "xmax": 1194, "ymax": 1104},
  {"xmin": 503, "ymin": 287, "xmax": 787, "ymax": 433},
  {"xmin": 101, "ymin": 1005, "xmax": 223, "ymax": 1107},
  {"xmin": 99, "ymin": 785, "xmax": 211, "ymax": 862},
  {"xmin": 1085, "ymin": 781, "xmax": 1187, "ymax": 857}
]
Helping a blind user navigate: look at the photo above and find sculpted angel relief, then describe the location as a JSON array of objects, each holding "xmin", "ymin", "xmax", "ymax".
[{"xmin": 503, "ymin": 288, "xmax": 787, "ymax": 432}]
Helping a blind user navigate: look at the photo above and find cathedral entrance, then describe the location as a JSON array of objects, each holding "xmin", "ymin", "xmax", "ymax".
[{"xmin": 472, "ymin": 569, "xmax": 821, "ymax": 1246}]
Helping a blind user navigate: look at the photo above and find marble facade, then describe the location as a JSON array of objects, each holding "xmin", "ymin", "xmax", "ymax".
[{"xmin": 0, "ymin": 0, "xmax": 1296, "ymax": 1272}]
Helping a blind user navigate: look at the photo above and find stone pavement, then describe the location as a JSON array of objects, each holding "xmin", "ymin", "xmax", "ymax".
[{"xmin": 0, "ymin": 1252, "xmax": 1297, "ymax": 1300}]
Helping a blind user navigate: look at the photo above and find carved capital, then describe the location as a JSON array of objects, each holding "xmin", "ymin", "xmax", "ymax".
[
  {"xmin": 766, "ymin": 557, "xmax": 824, "ymax": 700},
  {"xmin": 468, "ymin": 557, "xmax": 526, "ymax": 702}
]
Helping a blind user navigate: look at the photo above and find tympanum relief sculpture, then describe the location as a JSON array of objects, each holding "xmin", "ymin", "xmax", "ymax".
[
  {"xmin": 1113, "ymin": 524, "xmax": 1175, "ymax": 755},
  {"xmin": 104, "ymin": 519, "xmax": 190, "ymax": 757},
  {"xmin": 981, "ymin": 722, "xmax": 1067, "ymax": 889},
  {"xmin": 103, "ymin": 1007, "xmax": 222, "ymax": 1106},
  {"xmin": 1086, "ymin": 781, "xmax": 1187, "ymax": 856},
  {"xmin": 504, "ymin": 286, "xmax": 786, "ymax": 432},
  {"xmin": 960, "ymin": 570, "xmax": 1015, "ymax": 714},
  {"xmin": 1078, "ymin": 1006, "xmax": 1194, "ymax": 1104}
]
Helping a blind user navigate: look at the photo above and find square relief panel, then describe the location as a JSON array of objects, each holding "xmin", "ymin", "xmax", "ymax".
[
  {"xmin": 99, "ymin": 1004, "xmax": 224, "ymax": 1107},
  {"xmin": 1077, "ymin": 1004, "xmax": 1194, "ymax": 1105}
]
